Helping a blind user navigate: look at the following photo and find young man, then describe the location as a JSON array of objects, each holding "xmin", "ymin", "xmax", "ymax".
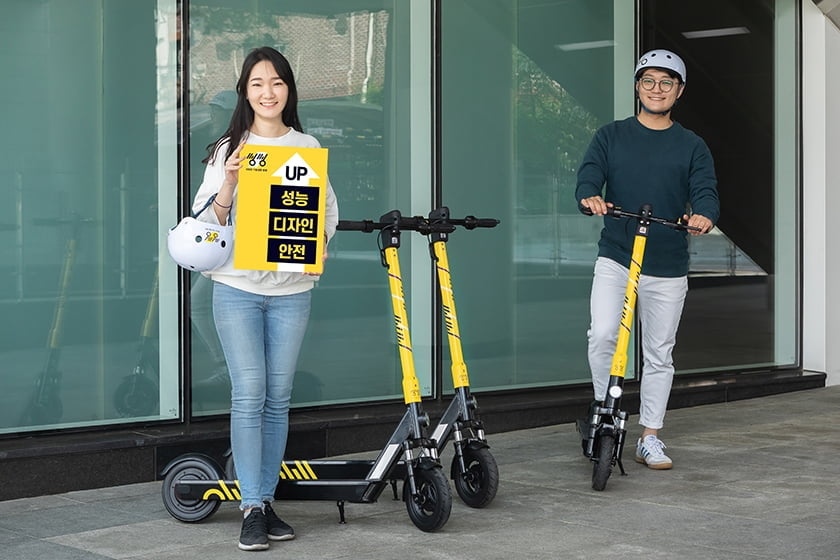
[{"xmin": 575, "ymin": 49, "xmax": 719, "ymax": 469}]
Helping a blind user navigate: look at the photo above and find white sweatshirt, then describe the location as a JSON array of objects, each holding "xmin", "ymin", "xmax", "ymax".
[{"xmin": 193, "ymin": 129, "xmax": 339, "ymax": 296}]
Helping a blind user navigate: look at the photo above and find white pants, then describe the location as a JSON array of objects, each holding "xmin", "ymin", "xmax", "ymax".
[{"xmin": 587, "ymin": 257, "xmax": 688, "ymax": 430}]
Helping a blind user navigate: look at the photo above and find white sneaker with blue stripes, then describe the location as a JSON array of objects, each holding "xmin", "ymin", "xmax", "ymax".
[{"xmin": 635, "ymin": 435, "xmax": 673, "ymax": 470}]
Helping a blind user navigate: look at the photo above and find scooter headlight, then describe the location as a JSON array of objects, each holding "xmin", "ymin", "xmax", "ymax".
[{"xmin": 608, "ymin": 386, "xmax": 623, "ymax": 399}]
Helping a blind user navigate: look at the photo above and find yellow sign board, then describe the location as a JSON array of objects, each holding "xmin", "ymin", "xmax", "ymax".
[{"xmin": 233, "ymin": 145, "xmax": 328, "ymax": 274}]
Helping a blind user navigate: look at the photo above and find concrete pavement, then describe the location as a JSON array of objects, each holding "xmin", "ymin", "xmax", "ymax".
[{"xmin": 0, "ymin": 386, "xmax": 838, "ymax": 559}]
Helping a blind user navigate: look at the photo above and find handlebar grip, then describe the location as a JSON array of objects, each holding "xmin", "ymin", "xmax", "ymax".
[
  {"xmin": 469, "ymin": 217, "xmax": 500, "ymax": 229},
  {"xmin": 580, "ymin": 206, "xmax": 619, "ymax": 217},
  {"xmin": 675, "ymin": 218, "xmax": 702, "ymax": 232},
  {"xmin": 337, "ymin": 219, "xmax": 377, "ymax": 232},
  {"xmin": 455, "ymin": 216, "xmax": 499, "ymax": 229}
]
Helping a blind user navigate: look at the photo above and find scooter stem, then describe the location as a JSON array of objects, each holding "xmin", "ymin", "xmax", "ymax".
[
  {"xmin": 378, "ymin": 214, "xmax": 423, "ymax": 406},
  {"xmin": 608, "ymin": 204, "xmax": 651, "ymax": 381}
]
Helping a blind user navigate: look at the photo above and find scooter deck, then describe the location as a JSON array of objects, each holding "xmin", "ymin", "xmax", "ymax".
[
  {"xmin": 173, "ymin": 478, "xmax": 380, "ymax": 504},
  {"xmin": 173, "ymin": 460, "xmax": 408, "ymax": 505},
  {"xmin": 275, "ymin": 458, "xmax": 407, "ymax": 501}
]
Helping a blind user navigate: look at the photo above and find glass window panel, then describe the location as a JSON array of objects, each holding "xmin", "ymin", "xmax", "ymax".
[
  {"xmin": 440, "ymin": 0, "xmax": 625, "ymax": 391},
  {"xmin": 187, "ymin": 1, "xmax": 432, "ymax": 415},
  {"xmin": 640, "ymin": 0, "xmax": 798, "ymax": 373},
  {"xmin": 0, "ymin": 0, "xmax": 179, "ymax": 434}
]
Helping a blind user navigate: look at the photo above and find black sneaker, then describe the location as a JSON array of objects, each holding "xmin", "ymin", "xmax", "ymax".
[
  {"xmin": 263, "ymin": 501, "xmax": 295, "ymax": 541},
  {"xmin": 238, "ymin": 509, "xmax": 269, "ymax": 551}
]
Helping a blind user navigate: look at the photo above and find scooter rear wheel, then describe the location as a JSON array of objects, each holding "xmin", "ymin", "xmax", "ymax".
[
  {"xmin": 451, "ymin": 444, "xmax": 499, "ymax": 508},
  {"xmin": 162, "ymin": 454, "xmax": 223, "ymax": 522},
  {"xmin": 404, "ymin": 464, "xmax": 452, "ymax": 532},
  {"xmin": 591, "ymin": 432, "xmax": 615, "ymax": 491}
]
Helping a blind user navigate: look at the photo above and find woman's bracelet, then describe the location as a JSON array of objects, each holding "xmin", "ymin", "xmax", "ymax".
[{"xmin": 213, "ymin": 197, "xmax": 233, "ymax": 209}]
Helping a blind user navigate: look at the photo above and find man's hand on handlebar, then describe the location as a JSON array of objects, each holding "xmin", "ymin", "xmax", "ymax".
[
  {"xmin": 580, "ymin": 196, "xmax": 612, "ymax": 216},
  {"xmin": 682, "ymin": 213, "xmax": 713, "ymax": 236}
]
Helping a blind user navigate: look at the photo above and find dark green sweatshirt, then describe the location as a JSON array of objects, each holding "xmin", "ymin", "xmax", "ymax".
[{"xmin": 575, "ymin": 116, "xmax": 720, "ymax": 277}]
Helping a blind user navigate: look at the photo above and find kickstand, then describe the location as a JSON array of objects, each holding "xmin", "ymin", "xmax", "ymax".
[
  {"xmin": 617, "ymin": 457, "xmax": 627, "ymax": 476},
  {"xmin": 336, "ymin": 500, "xmax": 347, "ymax": 524},
  {"xmin": 389, "ymin": 479, "xmax": 398, "ymax": 500}
]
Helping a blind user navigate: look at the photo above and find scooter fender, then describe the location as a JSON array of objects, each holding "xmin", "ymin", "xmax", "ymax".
[
  {"xmin": 160, "ymin": 453, "xmax": 223, "ymax": 478},
  {"xmin": 449, "ymin": 440, "xmax": 490, "ymax": 480},
  {"xmin": 411, "ymin": 456, "xmax": 441, "ymax": 470}
]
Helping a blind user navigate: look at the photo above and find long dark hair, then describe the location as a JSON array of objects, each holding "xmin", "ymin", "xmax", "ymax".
[{"xmin": 204, "ymin": 46, "xmax": 303, "ymax": 164}]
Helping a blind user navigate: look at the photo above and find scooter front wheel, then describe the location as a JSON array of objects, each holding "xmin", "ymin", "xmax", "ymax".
[
  {"xmin": 113, "ymin": 369, "xmax": 158, "ymax": 417},
  {"xmin": 161, "ymin": 454, "xmax": 223, "ymax": 522},
  {"xmin": 451, "ymin": 444, "xmax": 499, "ymax": 508},
  {"xmin": 404, "ymin": 464, "xmax": 452, "ymax": 532},
  {"xmin": 591, "ymin": 433, "xmax": 615, "ymax": 491}
]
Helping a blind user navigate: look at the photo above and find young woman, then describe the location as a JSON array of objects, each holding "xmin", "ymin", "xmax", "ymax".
[{"xmin": 192, "ymin": 46, "xmax": 339, "ymax": 551}]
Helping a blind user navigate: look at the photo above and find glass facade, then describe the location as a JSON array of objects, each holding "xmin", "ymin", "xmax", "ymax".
[
  {"xmin": 440, "ymin": 0, "xmax": 633, "ymax": 391},
  {"xmin": 186, "ymin": 1, "xmax": 434, "ymax": 415},
  {"xmin": 0, "ymin": 0, "xmax": 179, "ymax": 434},
  {"xmin": 0, "ymin": 0, "xmax": 800, "ymax": 436},
  {"xmin": 640, "ymin": 0, "xmax": 799, "ymax": 374}
]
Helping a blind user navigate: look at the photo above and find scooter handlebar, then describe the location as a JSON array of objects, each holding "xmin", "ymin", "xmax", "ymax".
[
  {"xmin": 338, "ymin": 212, "xmax": 499, "ymax": 234},
  {"xmin": 336, "ymin": 219, "xmax": 378, "ymax": 232},
  {"xmin": 336, "ymin": 217, "xmax": 456, "ymax": 234},
  {"xmin": 580, "ymin": 205, "xmax": 700, "ymax": 232}
]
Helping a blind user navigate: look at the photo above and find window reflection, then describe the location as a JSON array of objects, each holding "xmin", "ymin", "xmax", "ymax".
[
  {"xmin": 187, "ymin": 3, "xmax": 405, "ymax": 414},
  {"xmin": 0, "ymin": 0, "xmax": 177, "ymax": 433}
]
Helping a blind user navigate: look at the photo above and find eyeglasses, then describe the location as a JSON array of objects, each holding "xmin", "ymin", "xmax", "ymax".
[{"xmin": 638, "ymin": 77, "xmax": 678, "ymax": 93}]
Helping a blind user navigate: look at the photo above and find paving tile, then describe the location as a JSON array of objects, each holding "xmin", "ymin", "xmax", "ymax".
[{"xmin": 0, "ymin": 386, "xmax": 837, "ymax": 560}]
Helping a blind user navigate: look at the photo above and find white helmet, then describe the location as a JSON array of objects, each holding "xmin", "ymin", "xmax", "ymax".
[
  {"xmin": 635, "ymin": 49, "xmax": 686, "ymax": 84},
  {"xmin": 167, "ymin": 216, "xmax": 233, "ymax": 271}
]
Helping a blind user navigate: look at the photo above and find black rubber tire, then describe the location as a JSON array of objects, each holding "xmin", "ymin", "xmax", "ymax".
[
  {"xmin": 113, "ymin": 369, "xmax": 158, "ymax": 417},
  {"xmin": 161, "ymin": 455, "xmax": 223, "ymax": 522},
  {"xmin": 591, "ymin": 432, "xmax": 615, "ymax": 492},
  {"xmin": 451, "ymin": 445, "xmax": 499, "ymax": 508},
  {"xmin": 404, "ymin": 465, "xmax": 452, "ymax": 532}
]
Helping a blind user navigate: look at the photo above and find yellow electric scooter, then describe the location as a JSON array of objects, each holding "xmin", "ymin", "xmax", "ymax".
[
  {"xmin": 21, "ymin": 215, "xmax": 95, "ymax": 425},
  {"xmin": 580, "ymin": 204, "xmax": 698, "ymax": 491},
  {"xmin": 340, "ymin": 207, "xmax": 501, "ymax": 506},
  {"xmin": 161, "ymin": 210, "xmax": 452, "ymax": 532},
  {"xmin": 422, "ymin": 207, "xmax": 500, "ymax": 508}
]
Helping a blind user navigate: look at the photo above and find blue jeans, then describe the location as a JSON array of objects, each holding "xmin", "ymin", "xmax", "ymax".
[{"xmin": 212, "ymin": 282, "xmax": 311, "ymax": 510}]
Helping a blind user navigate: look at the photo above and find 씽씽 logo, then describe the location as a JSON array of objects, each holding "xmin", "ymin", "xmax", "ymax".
[{"xmin": 246, "ymin": 152, "xmax": 268, "ymax": 167}]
